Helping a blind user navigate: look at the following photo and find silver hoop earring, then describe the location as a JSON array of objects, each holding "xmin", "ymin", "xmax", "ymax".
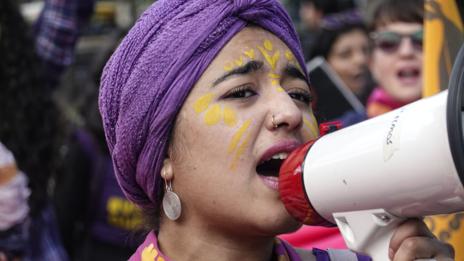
[
  {"xmin": 272, "ymin": 114, "xmax": 278, "ymax": 129},
  {"xmin": 162, "ymin": 179, "xmax": 182, "ymax": 221}
]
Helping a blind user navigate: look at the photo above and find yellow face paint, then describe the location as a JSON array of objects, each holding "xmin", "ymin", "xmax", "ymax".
[
  {"xmin": 258, "ymin": 46, "xmax": 280, "ymax": 70},
  {"xmin": 228, "ymin": 119, "xmax": 252, "ymax": 153},
  {"xmin": 230, "ymin": 127, "xmax": 253, "ymax": 170},
  {"xmin": 204, "ymin": 104, "xmax": 222, "ymax": 126},
  {"xmin": 310, "ymin": 113, "xmax": 319, "ymax": 133},
  {"xmin": 276, "ymin": 87, "xmax": 285, "ymax": 92},
  {"xmin": 224, "ymin": 63, "xmax": 234, "ymax": 72},
  {"xmin": 244, "ymin": 49, "xmax": 255, "ymax": 59},
  {"xmin": 285, "ymin": 50, "xmax": 295, "ymax": 62},
  {"xmin": 193, "ymin": 93, "xmax": 214, "ymax": 114},
  {"xmin": 193, "ymin": 94, "xmax": 238, "ymax": 127},
  {"xmin": 264, "ymin": 39, "xmax": 273, "ymax": 51},
  {"xmin": 223, "ymin": 106, "xmax": 237, "ymax": 127},
  {"xmin": 234, "ymin": 56, "xmax": 244, "ymax": 66},
  {"xmin": 269, "ymin": 73, "xmax": 281, "ymax": 79},
  {"xmin": 304, "ymin": 114, "xmax": 319, "ymax": 138},
  {"xmin": 271, "ymin": 79, "xmax": 279, "ymax": 86}
]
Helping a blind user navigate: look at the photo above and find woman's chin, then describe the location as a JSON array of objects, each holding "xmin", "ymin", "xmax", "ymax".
[
  {"xmin": 259, "ymin": 212, "xmax": 302, "ymax": 236},
  {"xmin": 278, "ymin": 219, "xmax": 302, "ymax": 235}
]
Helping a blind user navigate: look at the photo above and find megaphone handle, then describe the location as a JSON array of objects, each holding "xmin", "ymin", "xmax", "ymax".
[{"xmin": 333, "ymin": 209, "xmax": 436, "ymax": 261}]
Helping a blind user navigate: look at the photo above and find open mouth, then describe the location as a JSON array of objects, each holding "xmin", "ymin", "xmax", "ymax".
[
  {"xmin": 397, "ymin": 68, "xmax": 420, "ymax": 82},
  {"xmin": 256, "ymin": 152, "xmax": 288, "ymax": 177}
]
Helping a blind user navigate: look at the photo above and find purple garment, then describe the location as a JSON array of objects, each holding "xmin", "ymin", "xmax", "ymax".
[
  {"xmin": 34, "ymin": 0, "xmax": 95, "ymax": 79},
  {"xmin": 320, "ymin": 9, "xmax": 363, "ymax": 31},
  {"xmin": 313, "ymin": 248, "xmax": 371, "ymax": 261},
  {"xmin": 26, "ymin": 204, "xmax": 69, "ymax": 261},
  {"xmin": 99, "ymin": 0, "xmax": 308, "ymax": 211},
  {"xmin": 75, "ymin": 130, "xmax": 141, "ymax": 248}
]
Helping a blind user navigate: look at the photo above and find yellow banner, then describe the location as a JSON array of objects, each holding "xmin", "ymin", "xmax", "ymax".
[
  {"xmin": 424, "ymin": 0, "xmax": 464, "ymax": 259},
  {"xmin": 423, "ymin": 0, "xmax": 463, "ymax": 96}
]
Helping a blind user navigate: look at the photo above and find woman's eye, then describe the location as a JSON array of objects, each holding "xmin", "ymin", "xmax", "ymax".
[
  {"xmin": 223, "ymin": 86, "xmax": 257, "ymax": 99},
  {"xmin": 288, "ymin": 90, "xmax": 312, "ymax": 105}
]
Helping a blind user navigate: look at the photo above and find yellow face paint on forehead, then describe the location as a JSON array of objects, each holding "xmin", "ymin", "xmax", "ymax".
[
  {"xmin": 257, "ymin": 39, "xmax": 281, "ymax": 71},
  {"xmin": 223, "ymin": 51, "xmax": 252, "ymax": 72},
  {"xmin": 244, "ymin": 49, "xmax": 255, "ymax": 59},
  {"xmin": 248, "ymin": 39, "xmax": 282, "ymax": 94},
  {"xmin": 224, "ymin": 63, "xmax": 234, "ymax": 72},
  {"xmin": 234, "ymin": 56, "xmax": 244, "ymax": 67},
  {"xmin": 284, "ymin": 49, "xmax": 303, "ymax": 72},
  {"xmin": 258, "ymin": 47, "xmax": 280, "ymax": 71},
  {"xmin": 264, "ymin": 39, "xmax": 273, "ymax": 51},
  {"xmin": 285, "ymin": 50, "xmax": 295, "ymax": 62},
  {"xmin": 269, "ymin": 73, "xmax": 281, "ymax": 79}
]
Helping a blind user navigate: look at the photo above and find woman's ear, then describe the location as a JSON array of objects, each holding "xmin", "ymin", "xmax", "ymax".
[{"xmin": 161, "ymin": 158, "xmax": 174, "ymax": 180}]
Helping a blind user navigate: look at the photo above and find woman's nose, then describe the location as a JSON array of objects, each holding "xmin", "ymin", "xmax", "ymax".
[
  {"xmin": 266, "ymin": 91, "xmax": 303, "ymax": 131},
  {"xmin": 397, "ymin": 38, "xmax": 416, "ymax": 57}
]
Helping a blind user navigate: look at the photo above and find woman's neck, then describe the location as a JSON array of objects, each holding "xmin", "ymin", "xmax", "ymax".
[{"xmin": 157, "ymin": 220, "xmax": 276, "ymax": 261}]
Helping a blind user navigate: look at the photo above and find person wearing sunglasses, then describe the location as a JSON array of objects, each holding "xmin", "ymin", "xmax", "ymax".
[{"xmin": 367, "ymin": 0, "xmax": 424, "ymax": 118}]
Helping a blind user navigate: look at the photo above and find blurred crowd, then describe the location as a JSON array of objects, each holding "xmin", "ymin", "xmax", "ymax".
[{"xmin": 0, "ymin": 0, "xmax": 462, "ymax": 260}]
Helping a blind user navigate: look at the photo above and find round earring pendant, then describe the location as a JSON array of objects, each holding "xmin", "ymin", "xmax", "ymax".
[{"xmin": 162, "ymin": 191, "xmax": 181, "ymax": 220}]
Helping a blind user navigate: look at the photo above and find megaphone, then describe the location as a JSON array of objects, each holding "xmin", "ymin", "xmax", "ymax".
[{"xmin": 279, "ymin": 45, "xmax": 464, "ymax": 260}]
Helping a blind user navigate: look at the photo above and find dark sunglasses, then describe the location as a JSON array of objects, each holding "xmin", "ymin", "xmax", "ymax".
[{"xmin": 370, "ymin": 29, "xmax": 423, "ymax": 53}]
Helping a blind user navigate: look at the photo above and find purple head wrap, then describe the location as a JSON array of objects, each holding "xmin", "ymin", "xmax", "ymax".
[{"xmin": 99, "ymin": 0, "xmax": 307, "ymax": 209}]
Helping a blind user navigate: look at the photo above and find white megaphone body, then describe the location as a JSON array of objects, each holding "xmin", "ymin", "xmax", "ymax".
[{"xmin": 278, "ymin": 46, "xmax": 464, "ymax": 260}]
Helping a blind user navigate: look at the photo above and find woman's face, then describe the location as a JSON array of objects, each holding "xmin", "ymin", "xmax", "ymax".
[
  {"xmin": 327, "ymin": 29, "xmax": 369, "ymax": 96},
  {"xmin": 369, "ymin": 22, "xmax": 423, "ymax": 103},
  {"xmin": 168, "ymin": 27, "xmax": 318, "ymax": 237}
]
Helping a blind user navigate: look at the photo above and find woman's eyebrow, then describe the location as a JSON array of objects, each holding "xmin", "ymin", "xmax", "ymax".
[
  {"xmin": 212, "ymin": 60, "xmax": 264, "ymax": 87},
  {"xmin": 283, "ymin": 64, "xmax": 307, "ymax": 82}
]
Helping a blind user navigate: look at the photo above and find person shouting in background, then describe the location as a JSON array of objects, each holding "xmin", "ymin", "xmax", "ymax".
[{"xmin": 367, "ymin": 0, "xmax": 424, "ymax": 118}]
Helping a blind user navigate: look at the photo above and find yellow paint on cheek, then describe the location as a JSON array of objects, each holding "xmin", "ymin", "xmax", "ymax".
[
  {"xmin": 244, "ymin": 49, "xmax": 255, "ymax": 59},
  {"xmin": 276, "ymin": 87, "xmax": 285, "ymax": 92},
  {"xmin": 304, "ymin": 114, "xmax": 319, "ymax": 138},
  {"xmin": 204, "ymin": 104, "xmax": 222, "ymax": 126},
  {"xmin": 223, "ymin": 106, "xmax": 237, "ymax": 127},
  {"xmin": 310, "ymin": 113, "xmax": 319, "ymax": 131},
  {"xmin": 264, "ymin": 39, "xmax": 273, "ymax": 51},
  {"xmin": 228, "ymin": 119, "xmax": 252, "ymax": 153},
  {"xmin": 271, "ymin": 79, "xmax": 279, "ymax": 86},
  {"xmin": 230, "ymin": 128, "xmax": 253, "ymax": 171},
  {"xmin": 193, "ymin": 93, "xmax": 214, "ymax": 114}
]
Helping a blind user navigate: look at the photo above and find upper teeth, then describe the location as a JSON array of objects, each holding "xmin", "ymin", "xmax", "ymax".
[{"xmin": 271, "ymin": 152, "xmax": 288, "ymax": 160}]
